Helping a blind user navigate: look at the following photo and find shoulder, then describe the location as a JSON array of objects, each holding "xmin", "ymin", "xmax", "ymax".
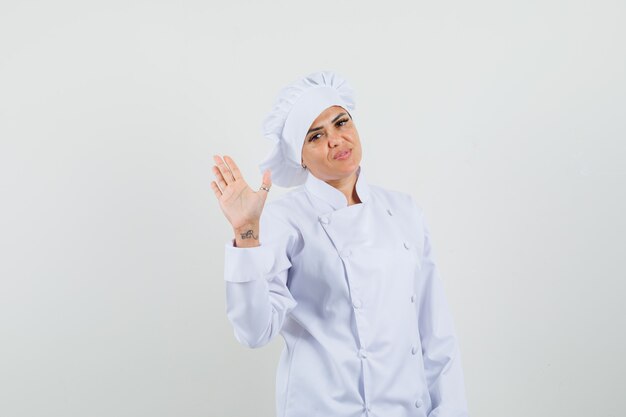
[
  {"xmin": 368, "ymin": 183, "xmax": 424, "ymax": 220},
  {"xmin": 262, "ymin": 186, "xmax": 309, "ymax": 223},
  {"xmin": 258, "ymin": 186, "xmax": 308, "ymax": 241}
]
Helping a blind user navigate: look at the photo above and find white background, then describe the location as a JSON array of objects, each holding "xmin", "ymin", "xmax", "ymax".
[{"xmin": 1, "ymin": 1, "xmax": 625, "ymax": 416}]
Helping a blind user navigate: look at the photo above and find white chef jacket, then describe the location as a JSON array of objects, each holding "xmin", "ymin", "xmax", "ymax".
[{"xmin": 223, "ymin": 167, "xmax": 469, "ymax": 417}]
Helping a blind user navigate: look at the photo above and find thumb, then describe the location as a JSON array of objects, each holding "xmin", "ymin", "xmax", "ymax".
[
  {"xmin": 259, "ymin": 169, "xmax": 272, "ymax": 201},
  {"xmin": 262, "ymin": 169, "xmax": 272, "ymax": 189}
]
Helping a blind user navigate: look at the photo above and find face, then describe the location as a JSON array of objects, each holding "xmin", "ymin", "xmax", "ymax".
[{"xmin": 301, "ymin": 105, "xmax": 362, "ymax": 183}]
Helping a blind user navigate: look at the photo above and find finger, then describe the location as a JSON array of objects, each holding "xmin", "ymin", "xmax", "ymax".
[
  {"xmin": 262, "ymin": 169, "xmax": 272, "ymax": 189},
  {"xmin": 213, "ymin": 155, "xmax": 234, "ymax": 183},
  {"xmin": 223, "ymin": 155, "xmax": 243, "ymax": 181},
  {"xmin": 213, "ymin": 155, "xmax": 235, "ymax": 184},
  {"xmin": 212, "ymin": 166, "xmax": 226, "ymax": 187},
  {"xmin": 259, "ymin": 169, "xmax": 272, "ymax": 197},
  {"xmin": 210, "ymin": 181, "xmax": 222, "ymax": 198},
  {"xmin": 212, "ymin": 166, "xmax": 228, "ymax": 191}
]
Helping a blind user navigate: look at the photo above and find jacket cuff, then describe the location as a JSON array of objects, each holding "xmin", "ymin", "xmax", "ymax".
[{"xmin": 223, "ymin": 240, "xmax": 272, "ymax": 283}]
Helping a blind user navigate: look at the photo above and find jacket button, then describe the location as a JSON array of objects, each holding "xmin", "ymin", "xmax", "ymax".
[
  {"xmin": 411, "ymin": 345, "xmax": 418, "ymax": 355},
  {"xmin": 358, "ymin": 348, "xmax": 368, "ymax": 359},
  {"xmin": 415, "ymin": 399, "xmax": 423, "ymax": 408},
  {"xmin": 319, "ymin": 216, "xmax": 330, "ymax": 224},
  {"xmin": 352, "ymin": 299, "xmax": 363, "ymax": 309},
  {"xmin": 410, "ymin": 293, "xmax": 416, "ymax": 303},
  {"xmin": 403, "ymin": 241, "xmax": 411, "ymax": 250},
  {"xmin": 387, "ymin": 208, "xmax": 393, "ymax": 216}
]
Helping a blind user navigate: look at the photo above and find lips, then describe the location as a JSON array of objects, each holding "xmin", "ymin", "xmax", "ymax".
[{"xmin": 333, "ymin": 149, "xmax": 351, "ymax": 160}]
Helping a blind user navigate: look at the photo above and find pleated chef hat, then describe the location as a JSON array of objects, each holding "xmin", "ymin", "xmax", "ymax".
[{"xmin": 259, "ymin": 71, "xmax": 356, "ymax": 187}]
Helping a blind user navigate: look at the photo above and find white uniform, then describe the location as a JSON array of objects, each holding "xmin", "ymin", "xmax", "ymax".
[{"xmin": 224, "ymin": 168, "xmax": 469, "ymax": 417}]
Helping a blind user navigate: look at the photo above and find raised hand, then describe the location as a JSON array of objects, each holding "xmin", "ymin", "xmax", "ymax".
[{"xmin": 210, "ymin": 155, "xmax": 272, "ymax": 247}]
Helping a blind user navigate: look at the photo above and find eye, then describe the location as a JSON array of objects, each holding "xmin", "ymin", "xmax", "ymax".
[
  {"xmin": 336, "ymin": 118, "xmax": 349, "ymax": 127},
  {"xmin": 308, "ymin": 132, "xmax": 323, "ymax": 142}
]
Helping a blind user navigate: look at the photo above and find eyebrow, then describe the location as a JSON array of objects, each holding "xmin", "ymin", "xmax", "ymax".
[{"xmin": 306, "ymin": 112, "xmax": 348, "ymax": 136}]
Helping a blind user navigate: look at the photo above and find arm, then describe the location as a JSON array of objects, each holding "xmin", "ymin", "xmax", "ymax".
[
  {"xmin": 210, "ymin": 155, "xmax": 296, "ymax": 347},
  {"xmin": 416, "ymin": 212, "xmax": 469, "ymax": 417},
  {"xmin": 223, "ymin": 212, "xmax": 297, "ymax": 348}
]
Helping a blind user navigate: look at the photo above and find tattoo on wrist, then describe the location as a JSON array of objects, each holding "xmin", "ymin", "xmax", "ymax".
[{"xmin": 240, "ymin": 229, "xmax": 258, "ymax": 240}]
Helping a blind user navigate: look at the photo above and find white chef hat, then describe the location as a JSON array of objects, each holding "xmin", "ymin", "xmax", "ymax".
[{"xmin": 259, "ymin": 71, "xmax": 356, "ymax": 187}]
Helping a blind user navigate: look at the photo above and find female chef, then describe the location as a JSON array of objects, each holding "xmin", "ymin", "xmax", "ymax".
[{"xmin": 210, "ymin": 71, "xmax": 469, "ymax": 417}]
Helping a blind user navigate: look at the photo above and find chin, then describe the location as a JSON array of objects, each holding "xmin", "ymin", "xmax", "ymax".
[{"xmin": 334, "ymin": 165, "xmax": 359, "ymax": 178}]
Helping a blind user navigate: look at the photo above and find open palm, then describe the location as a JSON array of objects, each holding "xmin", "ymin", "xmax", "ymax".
[{"xmin": 210, "ymin": 155, "xmax": 272, "ymax": 231}]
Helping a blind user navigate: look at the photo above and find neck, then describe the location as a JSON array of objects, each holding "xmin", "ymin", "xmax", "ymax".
[{"xmin": 325, "ymin": 170, "xmax": 361, "ymax": 206}]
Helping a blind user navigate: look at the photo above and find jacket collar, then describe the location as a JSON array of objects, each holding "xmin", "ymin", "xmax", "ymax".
[{"xmin": 304, "ymin": 166, "xmax": 371, "ymax": 211}]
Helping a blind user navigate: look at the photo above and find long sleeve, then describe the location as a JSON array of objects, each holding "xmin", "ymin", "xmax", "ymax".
[
  {"xmin": 416, "ymin": 214, "xmax": 469, "ymax": 417},
  {"xmin": 223, "ymin": 210, "xmax": 298, "ymax": 349}
]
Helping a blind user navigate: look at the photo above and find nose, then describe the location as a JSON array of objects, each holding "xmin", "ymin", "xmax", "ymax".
[{"xmin": 327, "ymin": 132, "xmax": 342, "ymax": 147}]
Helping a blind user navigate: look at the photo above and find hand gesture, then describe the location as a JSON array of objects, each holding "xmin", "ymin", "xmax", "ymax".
[{"xmin": 210, "ymin": 155, "xmax": 272, "ymax": 236}]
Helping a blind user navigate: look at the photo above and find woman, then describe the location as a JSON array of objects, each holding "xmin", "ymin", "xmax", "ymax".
[{"xmin": 211, "ymin": 72, "xmax": 469, "ymax": 417}]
